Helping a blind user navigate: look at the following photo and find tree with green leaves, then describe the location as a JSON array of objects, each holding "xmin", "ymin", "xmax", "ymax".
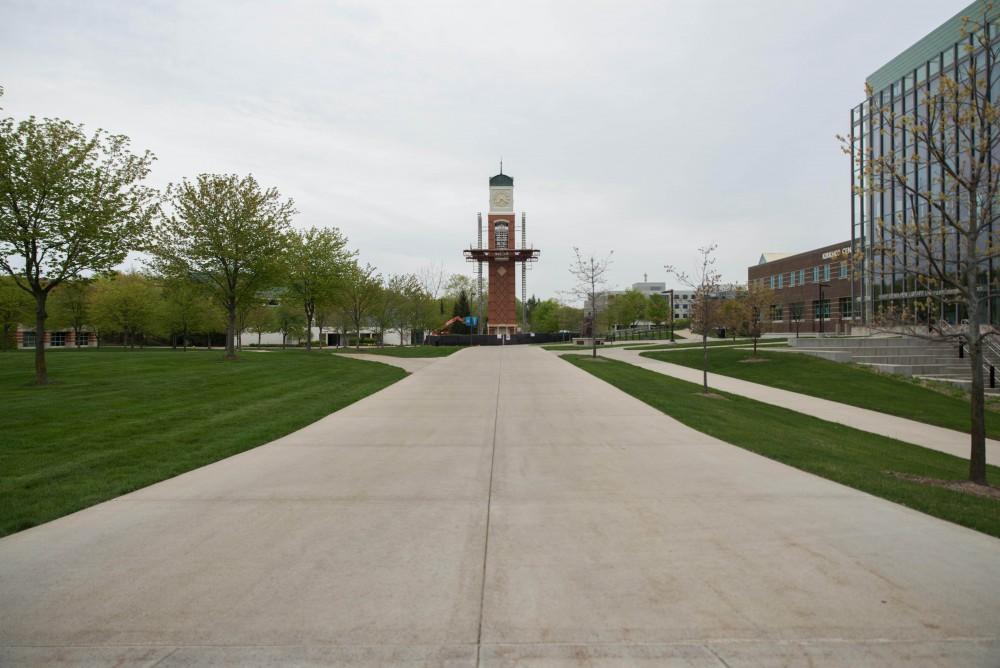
[
  {"xmin": 275, "ymin": 300, "xmax": 305, "ymax": 349},
  {"xmin": 48, "ymin": 279, "xmax": 93, "ymax": 349},
  {"xmin": 89, "ymin": 273, "xmax": 161, "ymax": 349},
  {"xmin": 646, "ymin": 293, "xmax": 669, "ymax": 326},
  {"xmin": 152, "ymin": 173, "xmax": 293, "ymax": 360},
  {"xmin": 0, "ymin": 276, "xmax": 32, "ymax": 351},
  {"xmin": 0, "ymin": 96, "xmax": 156, "ymax": 382},
  {"xmin": 159, "ymin": 276, "xmax": 220, "ymax": 350},
  {"xmin": 450, "ymin": 288, "xmax": 472, "ymax": 334},
  {"xmin": 530, "ymin": 298, "xmax": 562, "ymax": 333},
  {"xmin": 286, "ymin": 226, "xmax": 353, "ymax": 351},
  {"xmin": 245, "ymin": 303, "xmax": 277, "ymax": 347},
  {"xmin": 340, "ymin": 261, "xmax": 381, "ymax": 350}
]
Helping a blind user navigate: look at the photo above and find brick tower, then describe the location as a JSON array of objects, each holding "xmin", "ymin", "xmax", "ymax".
[{"xmin": 465, "ymin": 171, "xmax": 539, "ymax": 337}]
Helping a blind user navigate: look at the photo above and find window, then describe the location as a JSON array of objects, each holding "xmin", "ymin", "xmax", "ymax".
[
  {"xmin": 839, "ymin": 296, "xmax": 853, "ymax": 319},
  {"xmin": 769, "ymin": 275, "xmax": 776, "ymax": 289},
  {"xmin": 22, "ymin": 331, "xmax": 36, "ymax": 347},
  {"xmin": 50, "ymin": 332, "xmax": 66, "ymax": 347},
  {"xmin": 75, "ymin": 332, "xmax": 89, "ymax": 347},
  {"xmin": 840, "ymin": 261, "xmax": 848, "ymax": 279},
  {"xmin": 769, "ymin": 304, "xmax": 783, "ymax": 321},
  {"xmin": 788, "ymin": 302, "xmax": 804, "ymax": 321},
  {"xmin": 493, "ymin": 221, "xmax": 509, "ymax": 249},
  {"xmin": 789, "ymin": 271, "xmax": 796, "ymax": 288},
  {"xmin": 812, "ymin": 299, "xmax": 831, "ymax": 318},
  {"xmin": 823, "ymin": 264, "xmax": 830, "ymax": 281},
  {"xmin": 799, "ymin": 269, "xmax": 805, "ymax": 285},
  {"xmin": 813, "ymin": 266, "xmax": 819, "ymax": 282},
  {"xmin": 777, "ymin": 273, "xmax": 783, "ymax": 289}
]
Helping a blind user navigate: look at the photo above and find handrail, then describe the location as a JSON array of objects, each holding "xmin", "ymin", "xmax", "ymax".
[{"xmin": 938, "ymin": 321, "xmax": 1000, "ymax": 388}]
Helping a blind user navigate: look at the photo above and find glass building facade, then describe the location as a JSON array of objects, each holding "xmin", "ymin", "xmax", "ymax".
[{"xmin": 850, "ymin": 1, "xmax": 1000, "ymax": 326}]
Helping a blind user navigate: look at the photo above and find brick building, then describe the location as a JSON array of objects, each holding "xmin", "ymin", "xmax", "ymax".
[
  {"xmin": 748, "ymin": 241, "xmax": 860, "ymax": 334},
  {"xmin": 15, "ymin": 326, "xmax": 96, "ymax": 349}
]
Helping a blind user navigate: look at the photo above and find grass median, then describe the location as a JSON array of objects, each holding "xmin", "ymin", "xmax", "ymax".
[
  {"xmin": 641, "ymin": 347, "xmax": 1000, "ymax": 438},
  {"xmin": 563, "ymin": 354, "xmax": 1000, "ymax": 537},
  {"xmin": 333, "ymin": 345, "xmax": 462, "ymax": 357},
  {"xmin": 0, "ymin": 349, "xmax": 405, "ymax": 536}
]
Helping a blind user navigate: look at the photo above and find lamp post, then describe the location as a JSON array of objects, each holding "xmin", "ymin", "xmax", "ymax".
[
  {"xmin": 817, "ymin": 282, "xmax": 830, "ymax": 336},
  {"xmin": 667, "ymin": 289, "xmax": 675, "ymax": 342}
]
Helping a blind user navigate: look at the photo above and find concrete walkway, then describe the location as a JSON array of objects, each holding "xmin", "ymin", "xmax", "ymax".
[
  {"xmin": 332, "ymin": 351, "xmax": 442, "ymax": 373},
  {"xmin": 1, "ymin": 346, "xmax": 998, "ymax": 666},
  {"xmin": 598, "ymin": 347, "xmax": 1000, "ymax": 465}
]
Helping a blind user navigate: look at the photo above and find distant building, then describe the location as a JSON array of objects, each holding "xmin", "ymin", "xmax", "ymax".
[
  {"xmin": 15, "ymin": 326, "xmax": 95, "ymax": 349},
  {"xmin": 748, "ymin": 241, "xmax": 859, "ymax": 334}
]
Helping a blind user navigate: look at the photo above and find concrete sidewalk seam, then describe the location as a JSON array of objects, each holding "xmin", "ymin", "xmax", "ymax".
[{"xmin": 476, "ymin": 347, "xmax": 503, "ymax": 667}]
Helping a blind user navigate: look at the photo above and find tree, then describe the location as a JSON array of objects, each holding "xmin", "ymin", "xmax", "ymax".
[
  {"xmin": 614, "ymin": 290, "xmax": 648, "ymax": 329},
  {"xmin": 744, "ymin": 284, "xmax": 774, "ymax": 355},
  {"xmin": 789, "ymin": 302, "xmax": 804, "ymax": 339},
  {"xmin": 159, "ymin": 276, "xmax": 219, "ymax": 350},
  {"xmin": 89, "ymin": 273, "xmax": 160, "ymax": 349},
  {"xmin": 286, "ymin": 226, "xmax": 352, "ymax": 352},
  {"xmin": 718, "ymin": 298, "xmax": 747, "ymax": 342},
  {"xmin": 245, "ymin": 304, "xmax": 276, "ymax": 346},
  {"xmin": 152, "ymin": 173, "xmax": 293, "ymax": 360},
  {"xmin": 568, "ymin": 247, "xmax": 613, "ymax": 358},
  {"xmin": 386, "ymin": 273, "xmax": 421, "ymax": 345},
  {"xmin": 0, "ymin": 101, "xmax": 156, "ymax": 382},
  {"xmin": 275, "ymin": 301, "xmax": 304, "ymax": 349},
  {"xmin": 450, "ymin": 289, "xmax": 472, "ymax": 334},
  {"xmin": 842, "ymin": 6, "xmax": 999, "ymax": 483},
  {"xmin": 0, "ymin": 276, "xmax": 32, "ymax": 351},
  {"xmin": 49, "ymin": 279, "xmax": 93, "ymax": 349},
  {"xmin": 530, "ymin": 299, "xmax": 562, "ymax": 333},
  {"xmin": 667, "ymin": 244, "xmax": 722, "ymax": 392},
  {"xmin": 647, "ymin": 293, "xmax": 669, "ymax": 326},
  {"xmin": 340, "ymin": 261, "xmax": 381, "ymax": 350}
]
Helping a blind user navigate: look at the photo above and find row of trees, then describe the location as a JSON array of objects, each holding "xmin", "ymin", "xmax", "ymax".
[{"xmin": 0, "ymin": 89, "xmax": 469, "ymax": 382}]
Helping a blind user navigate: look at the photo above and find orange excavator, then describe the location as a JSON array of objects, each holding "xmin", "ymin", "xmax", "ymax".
[{"xmin": 432, "ymin": 316, "xmax": 466, "ymax": 335}]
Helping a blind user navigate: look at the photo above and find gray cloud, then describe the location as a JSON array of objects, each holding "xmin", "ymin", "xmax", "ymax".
[{"xmin": 0, "ymin": 0, "xmax": 966, "ymax": 299}]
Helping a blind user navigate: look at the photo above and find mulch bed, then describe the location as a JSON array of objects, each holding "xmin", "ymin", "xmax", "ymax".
[{"xmin": 887, "ymin": 471, "xmax": 1000, "ymax": 500}]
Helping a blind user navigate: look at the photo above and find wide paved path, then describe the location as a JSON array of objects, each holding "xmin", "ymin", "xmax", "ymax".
[
  {"xmin": 1, "ymin": 346, "xmax": 998, "ymax": 666},
  {"xmin": 599, "ymin": 346, "xmax": 1000, "ymax": 465}
]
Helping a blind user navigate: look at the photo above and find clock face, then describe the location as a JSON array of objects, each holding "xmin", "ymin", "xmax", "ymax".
[{"xmin": 491, "ymin": 190, "xmax": 512, "ymax": 209}]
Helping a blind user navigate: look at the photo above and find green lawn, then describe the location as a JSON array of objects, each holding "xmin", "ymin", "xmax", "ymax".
[
  {"xmin": 0, "ymin": 349, "xmax": 405, "ymax": 536},
  {"xmin": 542, "ymin": 342, "xmax": 639, "ymax": 351},
  {"xmin": 628, "ymin": 338, "xmax": 787, "ymax": 351},
  {"xmin": 563, "ymin": 355, "xmax": 1000, "ymax": 538},
  {"xmin": 642, "ymin": 347, "xmax": 1000, "ymax": 438},
  {"xmin": 334, "ymin": 345, "xmax": 462, "ymax": 357}
]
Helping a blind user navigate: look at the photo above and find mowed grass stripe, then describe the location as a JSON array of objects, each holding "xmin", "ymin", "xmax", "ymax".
[
  {"xmin": 0, "ymin": 350, "xmax": 405, "ymax": 536},
  {"xmin": 563, "ymin": 354, "xmax": 1000, "ymax": 538},
  {"xmin": 641, "ymin": 347, "xmax": 1000, "ymax": 438}
]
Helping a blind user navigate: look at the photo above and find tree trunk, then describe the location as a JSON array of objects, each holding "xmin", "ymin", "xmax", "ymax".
[
  {"xmin": 305, "ymin": 314, "xmax": 313, "ymax": 351},
  {"xmin": 34, "ymin": 295, "xmax": 48, "ymax": 385},
  {"xmin": 702, "ymin": 330, "xmax": 708, "ymax": 392},
  {"xmin": 225, "ymin": 305, "xmax": 237, "ymax": 359},
  {"xmin": 257, "ymin": 331, "xmax": 262, "ymax": 346},
  {"xmin": 356, "ymin": 325, "xmax": 361, "ymax": 351},
  {"xmin": 968, "ymin": 337, "xmax": 987, "ymax": 484}
]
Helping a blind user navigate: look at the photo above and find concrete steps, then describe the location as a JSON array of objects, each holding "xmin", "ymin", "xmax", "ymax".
[{"xmin": 787, "ymin": 335, "xmax": 996, "ymax": 393}]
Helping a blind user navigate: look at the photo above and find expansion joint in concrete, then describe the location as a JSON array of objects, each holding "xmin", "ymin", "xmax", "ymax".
[{"xmin": 475, "ymin": 347, "xmax": 502, "ymax": 666}]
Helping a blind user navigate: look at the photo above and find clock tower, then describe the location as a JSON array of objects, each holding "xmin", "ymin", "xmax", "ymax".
[{"xmin": 464, "ymin": 170, "xmax": 540, "ymax": 337}]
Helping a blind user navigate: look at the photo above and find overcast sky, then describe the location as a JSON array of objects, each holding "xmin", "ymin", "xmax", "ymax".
[{"xmin": 1, "ymin": 0, "xmax": 969, "ymax": 300}]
